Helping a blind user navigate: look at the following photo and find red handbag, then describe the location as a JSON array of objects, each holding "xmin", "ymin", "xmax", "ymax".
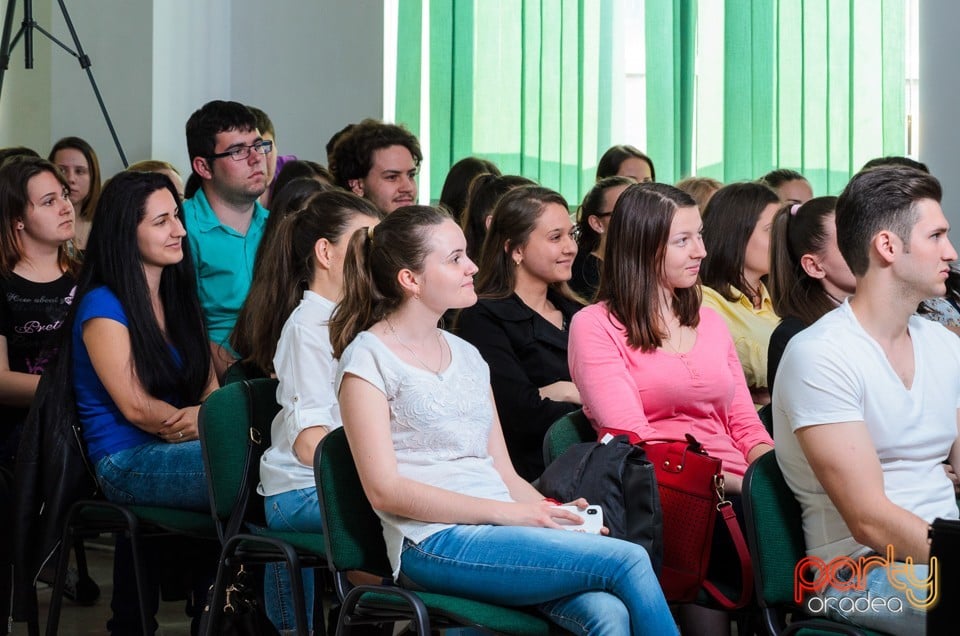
[{"xmin": 639, "ymin": 434, "xmax": 753, "ymax": 609}]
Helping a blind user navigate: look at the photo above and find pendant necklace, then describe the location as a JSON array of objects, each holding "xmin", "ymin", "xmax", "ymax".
[{"xmin": 386, "ymin": 318, "xmax": 446, "ymax": 380}]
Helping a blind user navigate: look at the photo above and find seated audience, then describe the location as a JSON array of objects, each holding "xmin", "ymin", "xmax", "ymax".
[
  {"xmin": 439, "ymin": 156, "xmax": 501, "ymax": 224},
  {"xmin": 460, "ymin": 173, "xmax": 535, "ymax": 260},
  {"xmin": 774, "ymin": 166, "xmax": 960, "ymax": 635},
  {"xmin": 596, "ymin": 144, "xmax": 655, "ymax": 182},
  {"xmin": 759, "ymin": 168, "xmax": 813, "ymax": 205},
  {"xmin": 49, "ymin": 136, "xmax": 102, "ymax": 250},
  {"xmin": 126, "ymin": 159, "xmax": 185, "ymax": 199},
  {"xmin": 0, "ymin": 157, "xmax": 78, "ymax": 464},
  {"xmin": 329, "ymin": 205, "xmax": 677, "ymax": 635},
  {"xmin": 70, "ymin": 171, "xmax": 218, "ymax": 633},
  {"xmin": 675, "ymin": 175, "xmax": 722, "ymax": 211},
  {"xmin": 182, "ymin": 100, "xmax": 270, "ymax": 379},
  {"xmin": 766, "ymin": 197, "xmax": 855, "ymax": 391},
  {"xmin": 456, "ymin": 186, "xmax": 583, "ymax": 481},
  {"xmin": 570, "ymin": 176, "xmax": 633, "ymax": 299},
  {"xmin": 253, "ymin": 191, "xmax": 381, "ymax": 631},
  {"xmin": 568, "ymin": 182, "xmax": 773, "ymax": 635},
  {"xmin": 328, "ymin": 118, "xmax": 422, "ymax": 214},
  {"xmin": 700, "ymin": 182, "xmax": 781, "ymax": 406}
]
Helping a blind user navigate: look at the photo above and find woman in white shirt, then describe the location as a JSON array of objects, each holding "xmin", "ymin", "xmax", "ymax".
[
  {"xmin": 329, "ymin": 205, "xmax": 676, "ymax": 636},
  {"xmin": 254, "ymin": 190, "xmax": 382, "ymax": 632}
]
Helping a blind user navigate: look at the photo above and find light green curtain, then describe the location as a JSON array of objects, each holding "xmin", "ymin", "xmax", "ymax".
[
  {"xmin": 646, "ymin": 0, "xmax": 906, "ymax": 195},
  {"xmin": 396, "ymin": 0, "xmax": 614, "ymax": 206}
]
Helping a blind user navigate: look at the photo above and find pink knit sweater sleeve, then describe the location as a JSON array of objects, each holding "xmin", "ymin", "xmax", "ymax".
[{"xmin": 568, "ymin": 304, "xmax": 660, "ymax": 440}]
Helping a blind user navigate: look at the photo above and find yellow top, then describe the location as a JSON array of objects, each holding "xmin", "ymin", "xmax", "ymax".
[{"xmin": 701, "ymin": 283, "xmax": 779, "ymax": 389}]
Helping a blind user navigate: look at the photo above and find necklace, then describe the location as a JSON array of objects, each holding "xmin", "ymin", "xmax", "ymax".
[
  {"xmin": 386, "ymin": 318, "xmax": 446, "ymax": 380},
  {"xmin": 662, "ymin": 324, "xmax": 685, "ymax": 355}
]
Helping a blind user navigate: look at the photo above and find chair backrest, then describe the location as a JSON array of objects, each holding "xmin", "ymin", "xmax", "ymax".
[
  {"xmin": 199, "ymin": 378, "xmax": 280, "ymax": 542},
  {"xmin": 742, "ymin": 451, "xmax": 807, "ymax": 608},
  {"xmin": 315, "ymin": 427, "xmax": 393, "ymax": 578},
  {"xmin": 542, "ymin": 409, "xmax": 594, "ymax": 467}
]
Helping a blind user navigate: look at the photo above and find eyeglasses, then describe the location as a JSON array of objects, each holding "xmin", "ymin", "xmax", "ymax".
[
  {"xmin": 595, "ymin": 211, "xmax": 614, "ymax": 218},
  {"xmin": 207, "ymin": 140, "xmax": 273, "ymax": 162}
]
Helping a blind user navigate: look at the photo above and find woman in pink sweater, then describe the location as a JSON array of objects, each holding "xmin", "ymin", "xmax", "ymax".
[
  {"xmin": 568, "ymin": 182, "xmax": 772, "ymax": 491},
  {"xmin": 568, "ymin": 182, "xmax": 773, "ymax": 633}
]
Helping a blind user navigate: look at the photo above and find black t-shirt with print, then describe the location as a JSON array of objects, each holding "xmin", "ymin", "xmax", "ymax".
[{"xmin": 0, "ymin": 272, "xmax": 76, "ymax": 460}]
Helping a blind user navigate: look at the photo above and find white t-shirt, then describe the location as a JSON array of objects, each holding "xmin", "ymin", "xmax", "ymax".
[
  {"xmin": 336, "ymin": 330, "xmax": 514, "ymax": 578},
  {"xmin": 773, "ymin": 301, "xmax": 960, "ymax": 562},
  {"xmin": 259, "ymin": 291, "xmax": 341, "ymax": 497}
]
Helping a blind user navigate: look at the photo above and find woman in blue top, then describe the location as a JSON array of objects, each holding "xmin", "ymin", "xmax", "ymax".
[
  {"xmin": 73, "ymin": 171, "xmax": 217, "ymax": 507},
  {"xmin": 70, "ymin": 170, "xmax": 217, "ymax": 634}
]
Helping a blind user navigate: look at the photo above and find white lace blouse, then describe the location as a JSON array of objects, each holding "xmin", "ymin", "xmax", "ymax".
[{"xmin": 336, "ymin": 330, "xmax": 514, "ymax": 578}]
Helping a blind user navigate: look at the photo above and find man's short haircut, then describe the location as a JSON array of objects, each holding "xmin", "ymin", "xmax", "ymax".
[
  {"xmin": 861, "ymin": 155, "xmax": 929, "ymax": 174},
  {"xmin": 246, "ymin": 105, "xmax": 275, "ymax": 139},
  {"xmin": 835, "ymin": 166, "xmax": 942, "ymax": 277},
  {"xmin": 328, "ymin": 118, "xmax": 422, "ymax": 190},
  {"xmin": 185, "ymin": 100, "xmax": 258, "ymax": 162}
]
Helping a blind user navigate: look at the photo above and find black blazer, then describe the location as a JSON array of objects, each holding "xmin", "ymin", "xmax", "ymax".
[{"xmin": 456, "ymin": 289, "xmax": 582, "ymax": 481}]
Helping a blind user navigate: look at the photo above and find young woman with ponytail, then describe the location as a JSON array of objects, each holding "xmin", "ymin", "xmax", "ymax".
[
  {"xmin": 248, "ymin": 190, "xmax": 382, "ymax": 631},
  {"xmin": 328, "ymin": 206, "xmax": 676, "ymax": 636},
  {"xmin": 766, "ymin": 196, "xmax": 855, "ymax": 391}
]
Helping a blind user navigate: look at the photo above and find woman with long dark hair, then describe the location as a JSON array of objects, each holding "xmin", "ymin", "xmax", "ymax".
[
  {"xmin": 568, "ymin": 182, "xmax": 772, "ymax": 634},
  {"xmin": 71, "ymin": 170, "xmax": 217, "ymax": 632},
  {"xmin": 329, "ymin": 205, "xmax": 676, "ymax": 635},
  {"xmin": 456, "ymin": 186, "xmax": 584, "ymax": 481},
  {"xmin": 700, "ymin": 182, "xmax": 781, "ymax": 405}
]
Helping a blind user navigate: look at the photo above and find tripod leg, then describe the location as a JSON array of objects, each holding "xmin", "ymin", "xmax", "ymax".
[
  {"xmin": 54, "ymin": 0, "xmax": 128, "ymax": 166},
  {"xmin": 0, "ymin": 0, "xmax": 19, "ymax": 98}
]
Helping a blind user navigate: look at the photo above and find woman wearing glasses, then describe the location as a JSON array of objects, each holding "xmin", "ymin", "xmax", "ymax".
[{"xmin": 570, "ymin": 176, "xmax": 634, "ymax": 300}]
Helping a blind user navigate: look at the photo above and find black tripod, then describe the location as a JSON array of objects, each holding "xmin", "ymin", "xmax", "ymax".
[{"xmin": 0, "ymin": 0, "xmax": 127, "ymax": 165}]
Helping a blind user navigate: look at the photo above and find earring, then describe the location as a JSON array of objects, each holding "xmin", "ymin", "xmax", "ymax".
[
  {"xmin": 15, "ymin": 222, "xmax": 24, "ymax": 230},
  {"xmin": 514, "ymin": 258, "xmax": 522, "ymax": 267}
]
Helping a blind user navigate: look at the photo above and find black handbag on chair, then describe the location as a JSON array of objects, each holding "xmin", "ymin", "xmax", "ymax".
[{"xmin": 538, "ymin": 434, "xmax": 663, "ymax": 573}]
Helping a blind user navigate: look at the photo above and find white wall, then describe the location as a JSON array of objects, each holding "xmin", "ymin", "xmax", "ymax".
[
  {"xmin": 920, "ymin": 0, "xmax": 960, "ymax": 229},
  {"xmin": 1, "ymin": 0, "xmax": 384, "ymax": 179}
]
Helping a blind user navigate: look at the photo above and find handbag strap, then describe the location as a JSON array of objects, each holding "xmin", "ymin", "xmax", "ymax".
[{"xmin": 701, "ymin": 502, "xmax": 753, "ymax": 610}]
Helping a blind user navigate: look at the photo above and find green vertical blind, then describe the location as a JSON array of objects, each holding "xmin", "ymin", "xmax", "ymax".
[{"xmin": 397, "ymin": 0, "xmax": 907, "ymax": 204}]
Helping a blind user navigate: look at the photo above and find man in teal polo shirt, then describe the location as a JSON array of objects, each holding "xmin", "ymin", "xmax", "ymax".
[{"xmin": 182, "ymin": 100, "xmax": 270, "ymax": 378}]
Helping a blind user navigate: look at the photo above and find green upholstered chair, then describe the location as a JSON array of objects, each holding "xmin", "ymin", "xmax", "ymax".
[
  {"xmin": 742, "ymin": 451, "xmax": 882, "ymax": 636},
  {"xmin": 315, "ymin": 427, "xmax": 559, "ymax": 635},
  {"xmin": 45, "ymin": 480, "xmax": 217, "ymax": 634},
  {"xmin": 199, "ymin": 378, "xmax": 328, "ymax": 636},
  {"xmin": 541, "ymin": 409, "xmax": 594, "ymax": 468}
]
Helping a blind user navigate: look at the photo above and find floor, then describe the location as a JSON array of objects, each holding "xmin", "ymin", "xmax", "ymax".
[{"xmin": 14, "ymin": 539, "xmax": 194, "ymax": 636}]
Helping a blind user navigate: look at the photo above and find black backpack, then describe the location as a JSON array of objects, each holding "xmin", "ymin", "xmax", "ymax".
[{"xmin": 538, "ymin": 435, "xmax": 663, "ymax": 573}]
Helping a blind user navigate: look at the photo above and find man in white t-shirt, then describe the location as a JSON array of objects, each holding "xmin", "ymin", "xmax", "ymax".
[{"xmin": 773, "ymin": 165, "xmax": 960, "ymax": 635}]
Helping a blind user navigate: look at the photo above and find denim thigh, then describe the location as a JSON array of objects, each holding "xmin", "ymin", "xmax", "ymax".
[
  {"xmin": 400, "ymin": 525, "xmax": 677, "ymax": 635},
  {"xmin": 95, "ymin": 440, "xmax": 208, "ymax": 511}
]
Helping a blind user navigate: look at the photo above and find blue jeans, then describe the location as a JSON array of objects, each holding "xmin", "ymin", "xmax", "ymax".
[
  {"xmin": 95, "ymin": 440, "xmax": 208, "ymax": 511},
  {"xmin": 263, "ymin": 487, "xmax": 324, "ymax": 632},
  {"xmin": 812, "ymin": 562, "xmax": 928, "ymax": 636},
  {"xmin": 400, "ymin": 525, "xmax": 677, "ymax": 636}
]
